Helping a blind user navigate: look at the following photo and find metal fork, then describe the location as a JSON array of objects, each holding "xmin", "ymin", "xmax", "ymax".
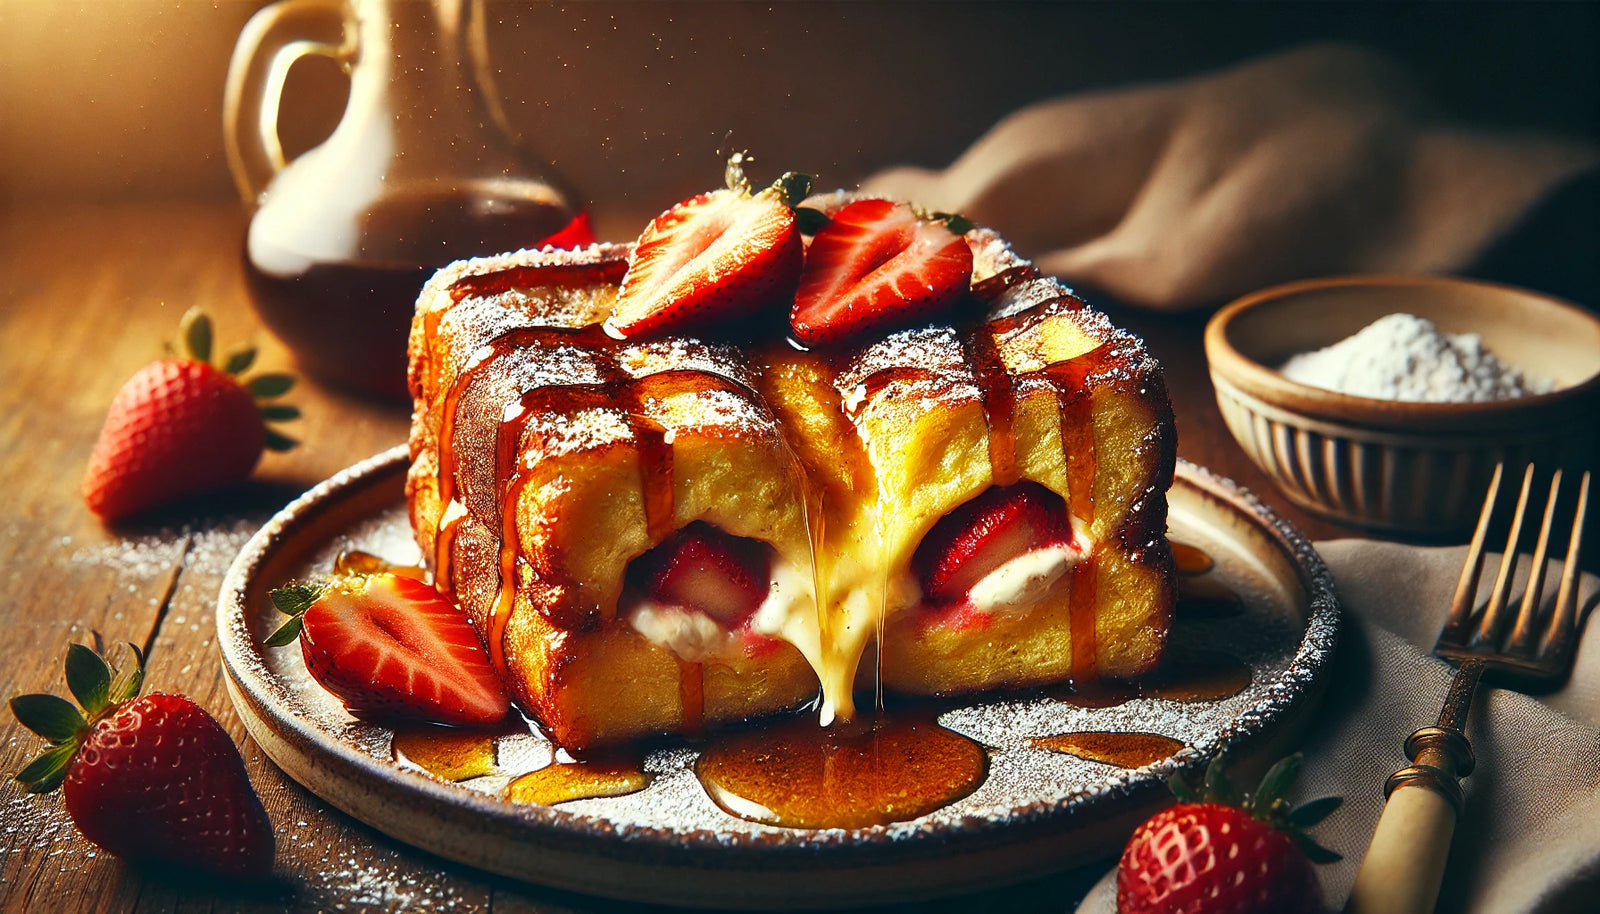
[{"xmin": 1347, "ymin": 462, "xmax": 1592, "ymax": 914}]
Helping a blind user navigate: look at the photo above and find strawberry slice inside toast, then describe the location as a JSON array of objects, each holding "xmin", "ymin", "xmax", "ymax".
[
  {"xmin": 632, "ymin": 522, "xmax": 772, "ymax": 627},
  {"xmin": 914, "ymin": 483, "xmax": 1075, "ymax": 605}
]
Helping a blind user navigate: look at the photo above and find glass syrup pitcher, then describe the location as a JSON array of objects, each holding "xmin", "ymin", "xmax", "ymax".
[{"xmin": 225, "ymin": 0, "xmax": 590, "ymax": 400}]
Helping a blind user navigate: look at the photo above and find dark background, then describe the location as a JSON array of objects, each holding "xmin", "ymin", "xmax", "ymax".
[{"xmin": 4, "ymin": 1, "xmax": 1595, "ymax": 218}]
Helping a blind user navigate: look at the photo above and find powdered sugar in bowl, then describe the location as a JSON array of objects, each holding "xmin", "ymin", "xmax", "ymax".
[{"xmin": 1204, "ymin": 275, "xmax": 1600, "ymax": 536}]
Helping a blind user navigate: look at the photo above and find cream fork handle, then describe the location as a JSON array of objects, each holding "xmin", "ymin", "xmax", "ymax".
[
  {"xmin": 1346, "ymin": 786, "xmax": 1455, "ymax": 914},
  {"xmin": 1347, "ymin": 658, "xmax": 1483, "ymax": 914}
]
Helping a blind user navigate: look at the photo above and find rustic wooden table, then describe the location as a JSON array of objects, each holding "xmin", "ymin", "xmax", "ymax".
[{"xmin": 0, "ymin": 200, "xmax": 1354, "ymax": 912}]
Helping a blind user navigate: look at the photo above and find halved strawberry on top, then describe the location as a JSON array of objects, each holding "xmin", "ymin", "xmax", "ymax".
[
  {"xmin": 790, "ymin": 199, "xmax": 975, "ymax": 347},
  {"xmin": 914, "ymin": 483, "xmax": 1075, "ymax": 604},
  {"xmin": 604, "ymin": 158, "xmax": 810, "ymax": 340},
  {"xmin": 267, "ymin": 572, "xmax": 510, "ymax": 727},
  {"xmin": 633, "ymin": 522, "xmax": 772, "ymax": 628}
]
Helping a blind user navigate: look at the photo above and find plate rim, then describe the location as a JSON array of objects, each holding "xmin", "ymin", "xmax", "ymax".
[{"xmin": 217, "ymin": 447, "xmax": 1340, "ymax": 873}]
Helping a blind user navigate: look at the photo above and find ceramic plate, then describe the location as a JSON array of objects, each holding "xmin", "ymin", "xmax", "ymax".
[{"xmin": 217, "ymin": 447, "xmax": 1338, "ymax": 908}]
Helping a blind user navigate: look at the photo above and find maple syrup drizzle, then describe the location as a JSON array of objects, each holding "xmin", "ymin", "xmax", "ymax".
[
  {"xmin": 1068, "ymin": 561, "xmax": 1100, "ymax": 684},
  {"xmin": 694, "ymin": 714, "xmax": 987, "ymax": 829},
  {"xmin": 490, "ymin": 382, "xmax": 626, "ymax": 675},
  {"xmin": 475, "ymin": 345, "xmax": 767, "ymax": 679},
  {"xmin": 1171, "ymin": 541, "xmax": 1214, "ymax": 575},
  {"xmin": 433, "ymin": 324, "xmax": 598, "ymax": 591},
  {"xmin": 333, "ymin": 549, "xmax": 426, "ymax": 581},
  {"xmin": 420, "ymin": 305, "xmax": 446, "ymax": 394},
  {"xmin": 614, "ymin": 372, "xmax": 693, "ymax": 544},
  {"xmin": 679, "ymin": 660, "xmax": 705, "ymax": 734},
  {"xmin": 1038, "ymin": 344, "xmax": 1108, "ymax": 528},
  {"xmin": 505, "ymin": 757, "xmax": 652, "ymax": 806},
  {"xmin": 1031, "ymin": 732, "xmax": 1185, "ymax": 769},
  {"xmin": 391, "ymin": 727, "xmax": 498, "ymax": 781},
  {"xmin": 961, "ymin": 323, "xmax": 1019, "ymax": 486},
  {"xmin": 432, "ymin": 504, "xmax": 467, "ymax": 593},
  {"xmin": 490, "ymin": 497, "xmax": 523, "ymax": 679},
  {"xmin": 1054, "ymin": 648, "xmax": 1251, "ymax": 707},
  {"xmin": 969, "ymin": 264, "xmax": 1043, "ymax": 301},
  {"xmin": 446, "ymin": 256, "xmax": 629, "ymax": 304},
  {"xmin": 1028, "ymin": 341, "xmax": 1111, "ymax": 684}
]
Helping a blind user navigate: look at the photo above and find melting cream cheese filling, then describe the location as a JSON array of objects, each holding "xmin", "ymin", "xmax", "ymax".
[
  {"xmin": 965, "ymin": 543, "xmax": 1082, "ymax": 613},
  {"xmin": 625, "ymin": 558, "xmax": 824, "ymax": 669},
  {"xmin": 622, "ymin": 515, "xmax": 1093, "ymax": 726}
]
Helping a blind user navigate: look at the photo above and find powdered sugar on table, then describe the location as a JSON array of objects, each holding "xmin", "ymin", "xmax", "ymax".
[{"xmin": 1280, "ymin": 313, "xmax": 1553, "ymax": 402}]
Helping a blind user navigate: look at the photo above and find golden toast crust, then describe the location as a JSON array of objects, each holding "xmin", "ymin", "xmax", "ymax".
[{"xmin": 408, "ymin": 207, "xmax": 1175, "ymax": 748}]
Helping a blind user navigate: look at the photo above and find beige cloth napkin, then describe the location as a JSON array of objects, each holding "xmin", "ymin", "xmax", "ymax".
[
  {"xmin": 862, "ymin": 45, "xmax": 1599, "ymax": 312},
  {"xmin": 1076, "ymin": 540, "xmax": 1600, "ymax": 913}
]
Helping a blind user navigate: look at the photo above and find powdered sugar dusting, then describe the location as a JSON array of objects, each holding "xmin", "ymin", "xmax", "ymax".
[
  {"xmin": 848, "ymin": 327, "xmax": 959, "ymax": 379},
  {"xmin": 216, "ymin": 451, "xmax": 1338, "ymax": 881},
  {"xmin": 1280, "ymin": 313, "xmax": 1553, "ymax": 402},
  {"xmin": 522, "ymin": 407, "xmax": 633, "ymax": 458},
  {"xmin": 618, "ymin": 338, "xmax": 753, "ymax": 389}
]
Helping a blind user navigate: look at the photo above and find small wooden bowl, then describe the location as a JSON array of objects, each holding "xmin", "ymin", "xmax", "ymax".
[{"xmin": 1204, "ymin": 275, "xmax": 1600, "ymax": 537}]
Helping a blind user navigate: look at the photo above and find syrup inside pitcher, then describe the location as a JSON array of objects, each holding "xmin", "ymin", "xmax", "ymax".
[{"xmin": 226, "ymin": 0, "xmax": 589, "ymax": 399}]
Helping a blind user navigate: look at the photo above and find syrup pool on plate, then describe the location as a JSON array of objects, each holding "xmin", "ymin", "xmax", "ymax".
[
  {"xmin": 1031, "ymin": 732, "xmax": 1187, "ymax": 769},
  {"xmin": 505, "ymin": 754, "xmax": 653, "ymax": 806},
  {"xmin": 694, "ymin": 712, "xmax": 988, "ymax": 829},
  {"xmin": 392, "ymin": 727, "xmax": 498, "ymax": 781}
]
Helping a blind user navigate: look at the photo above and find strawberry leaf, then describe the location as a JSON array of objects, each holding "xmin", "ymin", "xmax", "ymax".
[
  {"xmin": 1204, "ymin": 752, "xmax": 1240, "ymax": 807},
  {"xmin": 1288, "ymin": 795, "xmax": 1343, "ymax": 828},
  {"xmin": 724, "ymin": 150, "xmax": 753, "ymax": 193},
  {"xmin": 224, "ymin": 347, "xmax": 258, "ymax": 375},
  {"xmin": 264, "ymin": 430, "xmax": 299, "ymax": 452},
  {"xmin": 270, "ymin": 582, "xmax": 324, "ymax": 617},
  {"xmin": 260, "ymin": 404, "xmax": 301, "ymax": 422},
  {"xmin": 63, "ymin": 644, "xmax": 111, "ymax": 715},
  {"xmin": 10, "ymin": 694, "xmax": 85, "ymax": 743},
  {"xmin": 107, "ymin": 643, "xmax": 145, "ymax": 706},
  {"xmin": 180, "ymin": 307, "xmax": 213, "ymax": 364},
  {"xmin": 1287, "ymin": 829, "xmax": 1343, "ymax": 865},
  {"xmin": 264, "ymin": 615, "xmax": 304, "ymax": 647},
  {"xmin": 934, "ymin": 212, "xmax": 974, "ymax": 235},
  {"xmin": 248, "ymin": 373, "xmax": 296, "ymax": 398},
  {"xmin": 1252, "ymin": 753, "xmax": 1303, "ymax": 817},
  {"xmin": 795, "ymin": 207, "xmax": 831, "ymax": 236},
  {"xmin": 16, "ymin": 741, "xmax": 77, "ymax": 794},
  {"xmin": 774, "ymin": 172, "xmax": 813, "ymax": 208},
  {"xmin": 1168, "ymin": 770, "xmax": 1199, "ymax": 804}
]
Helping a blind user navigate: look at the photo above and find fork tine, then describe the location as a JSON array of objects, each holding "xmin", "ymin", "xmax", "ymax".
[
  {"xmin": 1539, "ymin": 469, "xmax": 1591, "ymax": 661},
  {"xmin": 1471, "ymin": 463, "xmax": 1536, "ymax": 650},
  {"xmin": 1441, "ymin": 462, "xmax": 1504, "ymax": 645},
  {"xmin": 1506, "ymin": 470, "xmax": 1563, "ymax": 655}
]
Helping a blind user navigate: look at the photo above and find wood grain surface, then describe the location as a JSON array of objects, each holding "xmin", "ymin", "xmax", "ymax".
[{"xmin": 0, "ymin": 201, "xmax": 1352, "ymax": 912}]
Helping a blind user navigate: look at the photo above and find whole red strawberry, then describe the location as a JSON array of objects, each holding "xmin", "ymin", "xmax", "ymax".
[
  {"xmin": 1118, "ymin": 754, "xmax": 1341, "ymax": 914},
  {"xmin": 10, "ymin": 643, "xmax": 275, "ymax": 878},
  {"xmin": 83, "ymin": 307, "xmax": 298, "ymax": 521}
]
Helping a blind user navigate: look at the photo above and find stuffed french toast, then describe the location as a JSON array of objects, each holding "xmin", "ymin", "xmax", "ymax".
[{"xmin": 406, "ymin": 164, "xmax": 1175, "ymax": 749}]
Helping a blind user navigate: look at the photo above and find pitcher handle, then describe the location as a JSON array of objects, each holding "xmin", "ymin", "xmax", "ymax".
[{"xmin": 223, "ymin": 0, "xmax": 355, "ymax": 209}]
